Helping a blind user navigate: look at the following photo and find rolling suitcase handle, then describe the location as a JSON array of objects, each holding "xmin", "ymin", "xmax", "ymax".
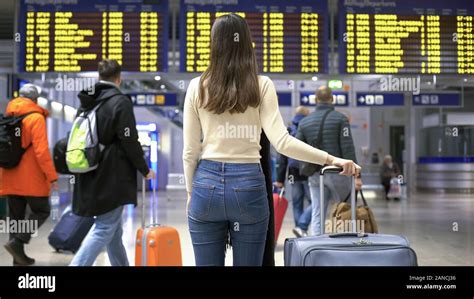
[
  {"xmin": 278, "ymin": 187, "xmax": 285, "ymax": 198},
  {"xmin": 141, "ymin": 177, "xmax": 158, "ymax": 229},
  {"xmin": 319, "ymin": 166, "xmax": 356, "ymax": 235},
  {"xmin": 328, "ymin": 232, "xmax": 367, "ymax": 238},
  {"xmin": 272, "ymin": 185, "xmax": 285, "ymax": 198},
  {"xmin": 139, "ymin": 177, "xmax": 158, "ymax": 266}
]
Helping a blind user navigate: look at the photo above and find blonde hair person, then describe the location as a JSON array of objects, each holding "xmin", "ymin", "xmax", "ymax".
[{"xmin": 295, "ymin": 105, "xmax": 310, "ymax": 116}]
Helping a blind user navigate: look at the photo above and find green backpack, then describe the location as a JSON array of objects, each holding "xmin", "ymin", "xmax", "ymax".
[{"xmin": 66, "ymin": 103, "xmax": 104, "ymax": 173}]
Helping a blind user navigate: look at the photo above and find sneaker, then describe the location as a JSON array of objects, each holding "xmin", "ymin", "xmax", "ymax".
[
  {"xmin": 292, "ymin": 227, "xmax": 307, "ymax": 238},
  {"xmin": 13, "ymin": 257, "xmax": 35, "ymax": 267},
  {"xmin": 4, "ymin": 239, "xmax": 35, "ymax": 266}
]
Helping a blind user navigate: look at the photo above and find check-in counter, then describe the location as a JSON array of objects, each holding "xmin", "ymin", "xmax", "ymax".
[
  {"xmin": 416, "ymin": 158, "xmax": 474, "ymax": 192},
  {"xmin": 416, "ymin": 123, "xmax": 474, "ymax": 192}
]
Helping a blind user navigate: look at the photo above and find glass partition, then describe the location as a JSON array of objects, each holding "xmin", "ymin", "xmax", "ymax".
[{"xmin": 419, "ymin": 125, "xmax": 474, "ymax": 162}]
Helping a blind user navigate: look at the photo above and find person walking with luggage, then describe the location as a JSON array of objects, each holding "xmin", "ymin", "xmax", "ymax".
[
  {"xmin": 183, "ymin": 14, "xmax": 361, "ymax": 266},
  {"xmin": 380, "ymin": 155, "xmax": 401, "ymax": 200},
  {"xmin": 296, "ymin": 86, "xmax": 361, "ymax": 236},
  {"xmin": 0, "ymin": 84, "xmax": 59, "ymax": 266},
  {"xmin": 69, "ymin": 60, "xmax": 155, "ymax": 266},
  {"xmin": 275, "ymin": 106, "xmax": 312, "ymax": 237}
]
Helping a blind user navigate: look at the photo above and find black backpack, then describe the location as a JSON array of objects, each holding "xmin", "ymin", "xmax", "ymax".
[
  {"xmin": 53, "ymin": 137, "xmax": 72, "ymax": 174},
  {"xmin": 0, "ymin": 112, "xmax": 40, "ymax": 169}
]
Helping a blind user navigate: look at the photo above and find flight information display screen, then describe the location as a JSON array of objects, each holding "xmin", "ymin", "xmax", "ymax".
[
  {"xmin": 338, "ymin": 0, "xmax": 474, "ymax": 74},
  {"xmin": 180, "ymin": 0, "xmax": 329, "ymax": 73},
  {"xmin": 17, "ymin": 0, "xmax": 169, "ymax": 72}
]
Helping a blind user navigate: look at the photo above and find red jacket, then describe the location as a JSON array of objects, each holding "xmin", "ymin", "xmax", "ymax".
[{"xmin": 0, "ymin": 97, "xmax": 58, "ymax": 197}]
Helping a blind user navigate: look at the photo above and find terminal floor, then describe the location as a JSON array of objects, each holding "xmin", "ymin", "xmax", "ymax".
[{"xmin": 0, "ymin": 190, "xmax": 472, "ymax": 266}]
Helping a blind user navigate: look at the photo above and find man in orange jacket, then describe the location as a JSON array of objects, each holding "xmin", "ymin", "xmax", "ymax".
[{"xmin": 0, "ymin": 84, "xmax": 58, "ymax": 266}]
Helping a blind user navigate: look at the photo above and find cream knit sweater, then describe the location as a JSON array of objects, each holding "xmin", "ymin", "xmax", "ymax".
[{"xmin": 183, "ymin": 75, "xmax": 329, "ymax": 192}]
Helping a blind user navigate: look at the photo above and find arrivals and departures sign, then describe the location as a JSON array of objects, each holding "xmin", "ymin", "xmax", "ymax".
[
  {"xmin": 180, "ymin": 0, "xmax": 329, "ymax": 73},
  {"xmin": 339, "ymin": 0, "xmax": 474, "ymax": 74},
  {"xmin": 413, "ymin": 93, "xmax": 461, "ymax": 106},
  {"xmin": 356, "ymin": 92, "xmax": 405, "ymax": 106},
  {"xmin": 300, "ymin": 91, "xmax": 349, "ymax": 106},
  {"xmin": 277, "ymin": 92, "xmax": 292, "ymax": 106},
  {"xmin": 129, "ymin": 93, "xmax": 178, "ymax": 106},
  {"xmin": 18, "ymin": 0, "xmax": 169, "ymax": 72}
]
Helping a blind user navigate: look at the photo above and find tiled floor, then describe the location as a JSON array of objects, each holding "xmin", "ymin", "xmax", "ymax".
[{"xmin": 0, "ymin": 190, "xmax": 472, "ymax": 266}]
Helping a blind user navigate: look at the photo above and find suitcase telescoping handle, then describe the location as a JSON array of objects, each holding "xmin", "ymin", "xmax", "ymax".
[
  {"xmin": 272, "ymin": 185, "xmax": 285, "ymax": 198},
  {"xmin": 278, "ymin": 187, "xmax": 285, "ymax": 198},
  {"xmin": 141, "ymin": 177, "xmax": 157, "ymax": 229},
  {"xmin": 328, "ymin": 232, "xmax": 367, "ymax": 238},
  {"xmin": 319, "ymin": 166, "xmax": 356, "ymax": 235}
]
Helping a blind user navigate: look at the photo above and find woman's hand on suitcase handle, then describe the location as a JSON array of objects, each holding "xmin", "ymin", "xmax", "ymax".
[{"xmin": 331, "ymin": 157, "xmax": 361, "ymax": 177}]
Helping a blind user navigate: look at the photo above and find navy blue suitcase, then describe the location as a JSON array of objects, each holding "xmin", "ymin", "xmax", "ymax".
[
  {"xmin": 48, "ymin": 210, "xmax": 94, "ymax": 253},
  {"xmin": 284, "ymin": 166, "xmax": 418, "ymax": 266}
]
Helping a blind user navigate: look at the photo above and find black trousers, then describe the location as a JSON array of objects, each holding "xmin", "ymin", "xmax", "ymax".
[
  {"xmin": 382, "ymin": 179, "xmax": 391, "ymax": 197},
  {"xmin": 7, "ymin": 195, "xmax": 50, "ymax": 244},
  {"xmin": 259, "ymin": 133, "xmax": 275, "ymax": 266}
]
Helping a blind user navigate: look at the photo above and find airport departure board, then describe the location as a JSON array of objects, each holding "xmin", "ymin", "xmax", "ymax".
[
  {"xmin": 17, "ymin": 0, "xmax": 168, "ymax": 72},
  {"xmin": 339, "ymin": 0, "xmax": 474, "ymax": 74},
  {"xmin": 180, "ymin": 0, "xmax": 329, "ymax": 73}
]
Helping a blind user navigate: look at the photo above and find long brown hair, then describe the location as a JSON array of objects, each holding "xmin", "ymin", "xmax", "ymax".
[{"xmin": 198, "ymin": 14, "xmax": 261, "ymax": 114}]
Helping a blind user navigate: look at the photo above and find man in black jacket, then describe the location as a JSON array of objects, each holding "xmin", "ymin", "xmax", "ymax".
[
  {"xmin": 260, "ymin": 133, "xmax": 275, "ymax": 266},
  {"xmin": 70, "ymin": 60, "xmax": 155, "ymax": 266},
  {"xmin": 296, "ymin": 86, "xmax": 360, "ymax": 235}
]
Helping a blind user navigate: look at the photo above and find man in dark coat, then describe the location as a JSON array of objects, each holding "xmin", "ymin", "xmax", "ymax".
[
  {"xmin": 260, "ymin": 133, "xmax": 275, "ymax": 266},
  {"xmin": 296, "ymin": 86, "xmax": 360, "ymax": 235},
  {"xmin": 275, "ymin": 106, "xmax": 312, "ymax": 238},
  {"xmin": 70, "ymin": 60, "xmax": 154, "ymax": 266}
]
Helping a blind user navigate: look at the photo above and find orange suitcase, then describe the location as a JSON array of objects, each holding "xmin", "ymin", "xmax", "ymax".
[{"xmin": 135, "ymin": 178, "xmax": 182, "ymax": 266}]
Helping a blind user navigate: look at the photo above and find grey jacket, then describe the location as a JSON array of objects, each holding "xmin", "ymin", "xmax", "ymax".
[{"xmin": 296, "ymin": 103, "xmax": 357, "ymax": 163}]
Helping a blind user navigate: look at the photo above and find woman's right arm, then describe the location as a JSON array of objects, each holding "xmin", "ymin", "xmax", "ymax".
[
  {"xmin": 182, "ymin": 79, "xmax": 202, "ymax": 193},
  {"xmin": 259, "ymin": 77, "xmax": 360, "ymax": 176}
]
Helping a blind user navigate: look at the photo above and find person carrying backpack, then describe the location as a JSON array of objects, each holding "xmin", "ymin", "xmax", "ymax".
[
  {"xmin": 296, "ymin": 86, "xmax": 362, "ymax": 236},
  {"xmin": 69, "ymin": 60, "xmax": 155, "ymax": 266},
  {"xmin": 0, "ymin": 84, "xmax": 59, "ymax": 266},
  {"xmin": 275, "ymin": 106, "xmax": 312, "ymax": 237}
]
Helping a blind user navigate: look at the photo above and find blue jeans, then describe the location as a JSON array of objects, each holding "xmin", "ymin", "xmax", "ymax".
[
  {"xmin": 70, "ymin": 206, "xmax": 129, "ymax": 266},
  {"xmin": 188, "ymin": 159, "xmax": 269, "ymax": 266},
  {"xmin": 290, "ymin": 180, "xmax": 312, "ymax": 231},
  {"xmin": 308, "ymin": 173, "xmax": 350, "ymax": 236}
]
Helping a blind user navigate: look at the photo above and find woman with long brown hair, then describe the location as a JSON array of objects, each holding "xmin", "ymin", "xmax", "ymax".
[{"xmin": 183, "ymin": 14, "xmax": 360, "ymax": 266}]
